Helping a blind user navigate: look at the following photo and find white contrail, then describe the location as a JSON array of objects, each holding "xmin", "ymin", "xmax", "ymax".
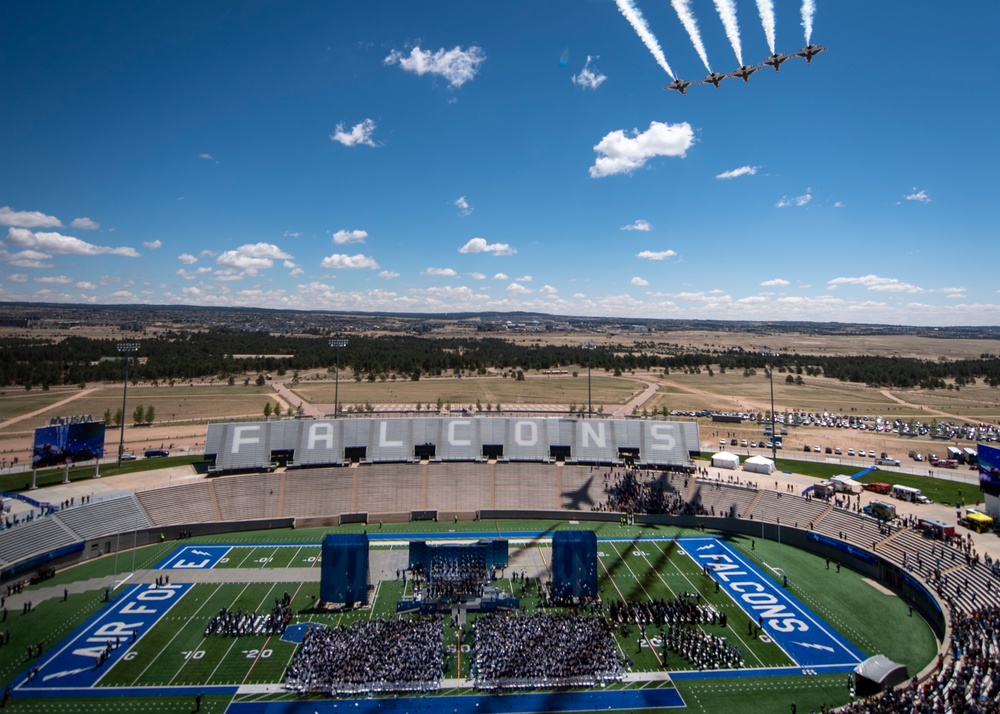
[
  {"xmin": 671, "ymin": 0, "xmax": 712, "ymax": 73},
  {"xmin": 712, "ymin": 0, "xmax": 743, "ymax": 66},
  {"xmin": 801, "ymin": 0, "xmax": 816, "ymax": 45},
  {"xmin": 614, "ymin": 0, "xmax": 675, "ymax": 79},
  {"xmin": 755, "ymin": 0, "xmax": 776, "ymax": 54}
]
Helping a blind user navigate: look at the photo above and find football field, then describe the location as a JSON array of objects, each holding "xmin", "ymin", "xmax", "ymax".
[{"xmin": 2, "ymin": 523, "xmax": 938, "ymax": 713}]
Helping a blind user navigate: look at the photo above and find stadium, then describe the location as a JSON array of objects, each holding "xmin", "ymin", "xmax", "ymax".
[{"xmin": 1, "ymin": 415, "xmax": 997, "ymax": 714}]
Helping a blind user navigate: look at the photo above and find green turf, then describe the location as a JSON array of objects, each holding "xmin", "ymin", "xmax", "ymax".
[{"xmin": 0, "ymin": 520, "xmax": 942, "ymax": 714}]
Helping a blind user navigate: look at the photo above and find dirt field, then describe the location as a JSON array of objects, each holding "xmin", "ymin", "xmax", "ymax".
[{"xmin": 1, "ymin": 331, "xmax": 997, "ymax": 471}]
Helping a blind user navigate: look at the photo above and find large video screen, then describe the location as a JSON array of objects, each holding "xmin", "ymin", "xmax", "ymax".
[
  {"xmin": 32, "ymin": 422, "xmax": 106, "ymax": 469},
  {"xmin": 979, "ymin": 444, "xmax": 1000, "ymax": 498}
]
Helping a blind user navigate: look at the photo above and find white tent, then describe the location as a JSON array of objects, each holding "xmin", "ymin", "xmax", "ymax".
[
  {"xmin": 831, "ymin": 475, "xmax": 864, "ymax": 494},
  {"xmin": 743, "ymin": 455, "xmax": 775, "ymax": 474},
  {"xmin": 711, "ymin": 451, "xmax": 740, "ymax": 470}
]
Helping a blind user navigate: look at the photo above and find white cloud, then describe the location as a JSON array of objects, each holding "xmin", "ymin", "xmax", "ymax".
[
  {"xmin": 215, "ymin": 242, "xmax": 293, "ymax": 276},
  {"xmin": 636, "ymin": 249, "xmax": 677, "ymax": 261},
  {"xmin": 454, "ymin": 196, "xmax": 473, "ymax": 216},
  {"xmin": 458, "ymin": 237, "xmax": 516, "ymax": 256},
  {"xmin": 5, "ymin": 227, "xmax": 139, "ymax": 257},
  {"xmin": 178, "ymin": 253, "xmax": 198, "ymax": 265},
  {"xmin": 467, "ymin": 272, "xmax": 486, "ymax": 280},
  {"xmin": 506, "ymin": 282, "xmax": 532, "ymax": 295},
  {"xmin": 0, "ymin": 206, "xmax": 62, "ymax": 229},
  {"xmin": 70, "ymin": 217, "xmax": 100, "ymax": 230},
  {"xmin": 75, "ymin": 281, "xmax": 96, "ymax": 290},
  {"xmin": 321, "ymin": 253, "xmax": 380, "ymax": 270},
  {"xmin": 631, "ymin": 277, "xmax": 649, "ymax": 286},
  {"xmin": 760, "ymin": 278, "xmax": 790, "ymax": 287},
  {"xmin": 620, "ymin": 220, "xmax": 652, "ymax": 232},
  {"xmin": 384, "ymin": 46, "xmax": 486, "ymax": 88},
  {"xmin": 333, "ymin": 229, "xmax": 368, "ymax": 245},
  {"xmin": 283, "ymin": 231, "xmax": 301, "ymax": 238},
  {"xmin": 423, "ymin": 267, "xmax": 458, "ymax": 277},
  {"xmin": 776, "ymin": 190, "xmax": 812, "ymax": 208},
  {"xmin": 199, "ymin": 153, "xmax": 215, "ymax": 160},
  {"xmin": 493, "ymin": 272, "xmax": 508, "ymax": 281},
  {"xmin": 572, "ymin": 55, "xmax": 607, "ymax": 90},
  {"xmin": 34, "ymin": 275, "xmax": 73, "ymax": 284},
  {"xmin": 589, "ymin": 121, "xmax": 694, "ymax": 178},
  {"xmin": 143, "ymin": 240, "xmax": 162, "ymax": 250},
  {"xmin": 904, "ymin": 189, "xmax": 931, "ymax": 204},
  {"xmin": 8, "ymin": 273, "xmax": 28, "ymax": 282},
  {"xmin": 379, "ymin": 270, "xmax": 399, "ymax": 279},
  {"xmin": 3, "ymin": 249, "xmax": 53, "ymax": 268},
  {"xmin": 177, "ymin": 267, "xmax": 213, "ymax": 280},
  {"xmin": 539, "ymin": 285, "xmax": 558, "ymax": 295},
  {"xmin": 515, "ymin": 275, "xmax": 533, "ymax": 282},
  {"xmin": 833, "ymin": 201, "xmax": 844, "ymax": 208},
  {"xmin": 330, "ymin": 119, "xmax": 377, "ymax": 147},
  {"xmin": 827, "ymin": 275, "xmax": 924, "ymax": 294},
  {"xmin": 716, "ymin": 165, "xmax": 758, "ymax": 180}
]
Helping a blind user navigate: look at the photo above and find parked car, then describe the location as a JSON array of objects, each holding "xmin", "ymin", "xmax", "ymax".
[
  {"xmin": 847, "ymin": 448, "xmax": 855, "ymax": 456},
  {"xmin": 120, "ymin": 453, "xmax": 137, "ymax": 461},
  {"xmin": 868, "ymin": 450, "xmax": 876, "ymax": 458},
  {"xmin": 834, "ymin": 447, "xmax": 842, "ymax": 455},
  {"xmin": 144, "ymin": 449, "xmax": 169, "ymax": 458}
]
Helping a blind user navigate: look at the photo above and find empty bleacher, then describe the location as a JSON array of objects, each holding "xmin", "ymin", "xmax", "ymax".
[
  {"xmin": 281, "ymin": 468, "xmax": 355, "ymax": 517},
  {"xmin": 136, "ymin": 482, "xmax": 218, "ymax": 526},
  {"xmin": 55, "ymin": 493, "xmax": 153, "ymax": 540},
  {"xmin": 212, "ymin": 472, "xmax": 282, "ymax": 521},
  {"xmin": 0, "ymin": 517, "xmax": 80, "ymax": 566}
]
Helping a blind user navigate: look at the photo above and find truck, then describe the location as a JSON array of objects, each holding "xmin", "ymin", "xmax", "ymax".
[
  {"xmin": 875, "ymin": 457, "xmax": 901, "ymax": 467},
  {"xmin": 891, "ymin": 484, "xmax": 930, "ymax": 504},
  {"xmin": 947, "ymin": 446, "xmax": 965, "ymax": 464},
  {"xmin": 864, "ymin": 501, "xmax": 897, "ymax": 520}
]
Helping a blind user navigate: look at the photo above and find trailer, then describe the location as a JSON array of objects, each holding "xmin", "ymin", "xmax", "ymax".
[
  {"xmin": 917, "ymin": 517, "xmax": 955, "ymax": 539},
  {"xmin": 947, "ymin": 446, "xmax": 965, "ymax": 464},
  {"xmin": 963, "ymin": 447, "xmax": 978, "ymax": 467}
]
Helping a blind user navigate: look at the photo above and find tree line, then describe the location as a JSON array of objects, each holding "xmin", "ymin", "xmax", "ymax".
[{"xmin": 1, "ymin": 330, "xmax": 999, "ymax": 391}]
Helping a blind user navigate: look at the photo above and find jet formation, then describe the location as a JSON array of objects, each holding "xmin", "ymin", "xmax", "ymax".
[{"xmin": 664, "ymin": 45, "xmax": 827, "ymax": 94}]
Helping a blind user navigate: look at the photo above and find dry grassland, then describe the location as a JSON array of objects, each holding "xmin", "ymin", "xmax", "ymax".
[{"xmin": 289, "ymin": 374, "xmax": 641, "ymax": 407}]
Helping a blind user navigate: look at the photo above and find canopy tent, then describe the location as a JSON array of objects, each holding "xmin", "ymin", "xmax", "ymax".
[
  {"xmin": 854, "ymin": 655, "xmax": 908, "ymax": 697},
  {"xmin": 743, "ymin": 455, "xmax": 775, "ymax": 475},
  {"xmin": 711, "ymin": 451, "xmax": 740, "ymax": 470},
  {"xmin": 831, "ymin": 475, "xmax": 864, "ymax": 494}
]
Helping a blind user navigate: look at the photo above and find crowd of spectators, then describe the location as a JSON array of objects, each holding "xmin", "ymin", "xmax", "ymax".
[
  {"xmin": 839, "ymin": 606, "xmax": 999, "ymax": 714},
  {"xmin": 205, "ymin": 595, "xmax": 292, "ymax": 638},
  {"xmin": 659, "ymin": 623, "xmax": 744, "ymax": 670},
  {"xmin": 608, "ymin": 594, "xmax": 719, "ymax": 628},
  {"xmin": 428, "ymin": 551, "xmax": 487, "ymax": 600},
  {"xmin": 472, "ymin": 612, "xmax": 623, "ymax": 690},
  {"xmin": 284, "ymin": 617, "xmax": 443, "ymax": 695},
  {"xmin": 599, "ymin": 469, "xmax": 705, "ymax": 516}
]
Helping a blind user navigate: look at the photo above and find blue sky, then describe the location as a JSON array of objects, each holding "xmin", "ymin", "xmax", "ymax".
[{"xmin": 1, "ymin": 1, "xmax": 998, "ymax": 325}]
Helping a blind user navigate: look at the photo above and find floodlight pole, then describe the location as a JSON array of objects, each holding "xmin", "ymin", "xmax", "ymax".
[
  {"xmin": 116, "ymin": 343, "xmax": 140, "ymax": 467},
  {"xmin": 765, "ymin": 352, "xmax": 778, "ymax": 464},
  {"xmin": 582, "ymin": 342, "xmax": 596, "ymax": 418},
  {"xmin": 329, "ymin": 338, "xmax": 348, "ymax": 418}
]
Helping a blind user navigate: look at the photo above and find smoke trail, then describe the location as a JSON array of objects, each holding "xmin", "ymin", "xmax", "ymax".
[
  {"xmin": 755, "ymin": 0, "xmax": 776, "ymax": 55},
  {"xmin": 614, "ymin": 0, "xmax": 675, "ymax": 78},
  {"xmin": 670, "ymin": 0, "xmax": 712, "ymax": 73},
  {"xmin": 801, "ymin": 0, "xmax": 816, "ymax": 45},
  {"xmin": 712, "ymin": 0, "xmax": 742, "ymax": 66}
]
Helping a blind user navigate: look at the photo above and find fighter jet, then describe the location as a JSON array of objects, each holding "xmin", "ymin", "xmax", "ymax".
[
  {"xmin": 728, "ymin": 64, "xmax": 760, "ymax": 84},
  {"xmin": 701, "ymin": 72, "xmax": 728, "ymax": 89},
  {"xmin": 795, "ymin": 45, "xmax": 828, "ymax": 63},
  {"xmin": 664, "ymin": 78, "xmax": 694, "ymax": 95},
  {"xmin": 762, "ymin": 53, "xmax": 792, "ymax": 72}
]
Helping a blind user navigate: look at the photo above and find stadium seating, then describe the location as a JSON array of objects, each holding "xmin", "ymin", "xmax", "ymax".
[
  {"xmin": 136, "ymin": 482, "xmax": 218, "ymax": 525},
  {"xmin": 55, "ymin": 492, "xmax": 153, "ymax": 540}
]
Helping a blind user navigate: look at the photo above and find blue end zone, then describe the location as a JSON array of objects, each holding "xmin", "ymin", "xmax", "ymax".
[
  {"xmin": 155, "ymin": 545, "xmax": 231, "ymax": 570},
  {"xmin": 676, "ymin": 537, "xmax": 865, "ymax": 668},
  {"xmin": 225, "ymin": 688, "xmax": 684, "ymax": 714},
  {"xmin": 13, "ymin": 582, "xmax": 192, "ymax": 692}
]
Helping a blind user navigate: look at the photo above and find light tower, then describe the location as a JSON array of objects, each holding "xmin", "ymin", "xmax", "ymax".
[
  {"xmin": 116, "ymin": 342, "xmax": 140, "ymax": 466},
  {"xmin": 329, "ymin": 338, "xmax": 348, "ymax": 418}
]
